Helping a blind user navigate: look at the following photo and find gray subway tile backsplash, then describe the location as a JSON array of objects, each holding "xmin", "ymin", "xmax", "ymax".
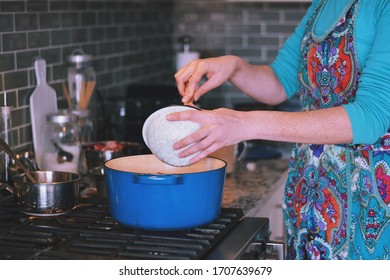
[
  {"xmin": 1, "ymin": 1, "xmax": 25, "ymax": 13},
  {"xmin": 16, "ymin": 50, "xmax": 39, "ymax": 69},
  {"xmin": 3, "ymin": 33, "xmax": 27, "ymax": 52},
  {"xmin": 0, "ymin": 53, "xmax": 15, "ymax": 72},
  {"xmin": 28, "ymin": 31, "xmax": 50, "ymax": 49},
  {"xmin": 50, "ymin": 1, "xmax": 69, "ymax": 12},
  {"xmin": 15, "ymin": 13, "xmax": 39, "ymax": 31},
  {"xmin": 39, "ymin": 13, "xmax": 61, "ymax": 29},
  {"xmin": 0, "ymin": 14, "xmax": 14, "ymax": 33},
  {"xmin": 26, "ymin": 1, "xmax": 49, "ymax": 12},
  {"xmin": 4, "ymin": 70, "xmax": 29, "ymax": 91},
  {"xmin": 0, "ymin": 0, "xmax": 308, "ymax": 151}
]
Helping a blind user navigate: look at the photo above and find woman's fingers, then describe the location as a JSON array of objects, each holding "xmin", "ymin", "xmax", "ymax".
[
  {"xmin": 175, "ymin": 60, "xmax": 202, "ymax": 101},
  {"xmin": 174, "ymin": 126, "xmax": 209, "ymax": 151},
  {"xmin": 175, "ymin": 129, "xmax": 222, "ymax": 164},
  {"xmin": 175, "ymin": 58, "xmax": 229, "ymax": 103},
  {"xmin": 188, "ymin": 142, "xmax": 222, "ymax": 164},
  {"xmin": 167, "ymin": 109, "xmax": 225, "ymax": 160},
  {"xmin": 167, "ymin": 107, "xmax": 243, "ymax": 164}
]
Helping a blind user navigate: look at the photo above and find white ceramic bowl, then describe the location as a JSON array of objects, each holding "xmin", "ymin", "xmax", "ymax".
[{"xmin": 142, "ymin": 105, "xmax": 200, "ymax": 166}]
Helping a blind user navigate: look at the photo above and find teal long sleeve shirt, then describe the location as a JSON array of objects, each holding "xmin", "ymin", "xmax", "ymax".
[{"xmin": 271, "ymin": 0, "xmax": 390, "ymax": 145}]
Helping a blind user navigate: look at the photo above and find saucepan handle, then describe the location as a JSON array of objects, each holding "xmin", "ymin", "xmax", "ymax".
[{"xmin": 236, "ymin": 141, "xmax": 248, "ymax": 161}]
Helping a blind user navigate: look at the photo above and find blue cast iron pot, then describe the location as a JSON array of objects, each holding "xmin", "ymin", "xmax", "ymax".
[{"xmin": 104, "ymin": 154, "xmax": 226, "ymax": 230}]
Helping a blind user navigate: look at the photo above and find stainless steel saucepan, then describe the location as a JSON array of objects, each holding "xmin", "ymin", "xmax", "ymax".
[
  {"xmin": 12, "ymin": 170, "xmax": 80, "ymax": 216},
  {"xmin": 0, "ymin": 137, "xmax": 80, "ymax": 216}
]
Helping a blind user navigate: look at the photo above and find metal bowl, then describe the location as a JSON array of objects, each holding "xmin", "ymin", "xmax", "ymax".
[
  {"xmin": 89, "ymin": 165, "xmax": 106, "ymax": 199},
  {"xmin": 81, "ymin": 141, "xmax": 145, "ymax": 172},
  {"xmin": 12, "ymin": 171, "xmax": 80, "ymax": 216}
]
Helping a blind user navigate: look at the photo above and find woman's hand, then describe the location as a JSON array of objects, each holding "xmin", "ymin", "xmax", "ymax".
[
  {"xmin": 174, "ymin": 55, "xmax": 241, "ymax": 104},
  {"xmin": 175, "ymin": 55, "xmax": 287, "ymax": 106},
  {"xmin": 166, "ymin": 108, "xmax": 245, "ymax": 164},
  {"xmin": 167, "ymin": 106, "xmax": 354, "ymax": 164}
]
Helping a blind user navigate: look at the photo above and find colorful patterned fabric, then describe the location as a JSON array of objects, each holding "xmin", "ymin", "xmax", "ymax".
[{"xmin": 283, "ymin": 0, "xmax": 390, "ymax": 259}]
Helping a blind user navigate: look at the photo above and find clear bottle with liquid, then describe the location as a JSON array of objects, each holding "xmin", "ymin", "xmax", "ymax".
[
  {"xmin": 70, "ymin": 108, "xmax": 94, "ymax": 175},
  {"xmin": 0, "ymin": 103, "xmax": 14, "ymax": 186}
]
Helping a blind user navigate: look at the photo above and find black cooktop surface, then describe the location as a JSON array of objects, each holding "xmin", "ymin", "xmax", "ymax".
[{"xmin": 0, "ymin": 191, "xmax": 247, "ymax": 260}]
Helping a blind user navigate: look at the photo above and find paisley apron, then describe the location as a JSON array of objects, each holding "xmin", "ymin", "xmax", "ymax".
[{"xmin": 283, "ymin": 0, "xmax": 390, "ymax": 260}]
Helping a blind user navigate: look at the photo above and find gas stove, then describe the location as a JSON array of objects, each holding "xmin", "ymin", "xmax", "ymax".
[{"xmin": 0, "ymin": 188, "xmax": 283, "ymax": 260}]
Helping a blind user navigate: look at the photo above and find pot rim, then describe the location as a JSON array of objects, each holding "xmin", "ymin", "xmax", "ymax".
[
  {"xmin": 104, "ymin": 154, "xmax": 227, "ymax": 175},
  {"xmin": 12, "ymin": 170, "xmax": 81, "ymax": 185}
]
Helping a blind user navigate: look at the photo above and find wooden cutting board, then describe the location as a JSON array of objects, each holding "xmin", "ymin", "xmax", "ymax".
[{"xmin": 29, "ymin": 58, "xmax": 58, "ymax": 169}]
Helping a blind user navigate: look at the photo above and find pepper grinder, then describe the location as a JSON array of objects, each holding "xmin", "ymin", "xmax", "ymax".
[{"xmin": 0, "ymin": 92, "xmax": 14, "ymax": 185}]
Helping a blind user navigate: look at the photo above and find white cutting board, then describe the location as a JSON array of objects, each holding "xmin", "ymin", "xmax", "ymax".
[{"xmin": 30, "ymin": 58, "xmax": 58, "ymax": 169}]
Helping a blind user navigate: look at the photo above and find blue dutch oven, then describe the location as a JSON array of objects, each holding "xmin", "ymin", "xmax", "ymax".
[{"xmin": 104, "ymin": 154, "xmax": 226, "ymax": 230}]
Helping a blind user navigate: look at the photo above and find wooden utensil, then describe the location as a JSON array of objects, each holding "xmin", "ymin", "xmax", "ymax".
[
  {"xmin": 78, "ymin": 81, "xmax": 95, "ymax": 110},
  {"xmin": 62, "ymin": 81, "xmax": 72, "ymax": 108},
  {"xmin": 0, "ymin": 137, "xmax": 36, "ymax": 183}
]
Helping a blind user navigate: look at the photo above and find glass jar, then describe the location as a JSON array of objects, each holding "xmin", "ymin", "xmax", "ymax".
[
  {"xmin": 67, "ymin": 49, "xmax": 96, "ymax": 110},
  {"xmin": 42, "ymin": 111, "xmax": 80, "ymax": 173},
  {"xmin": 70, "ymin": 109, "xmax": 94, "ymax": 144}
]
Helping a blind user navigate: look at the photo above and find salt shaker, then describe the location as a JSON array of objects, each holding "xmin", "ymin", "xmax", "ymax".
[{"xmin": 42, "ymin": 111, "xmax": 80, "ymax": 173}]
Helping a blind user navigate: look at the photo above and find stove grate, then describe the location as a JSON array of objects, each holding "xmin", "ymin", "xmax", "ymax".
[{"xmin": 0, "ymin": 197, "xmax": 243, "ymax": 260}]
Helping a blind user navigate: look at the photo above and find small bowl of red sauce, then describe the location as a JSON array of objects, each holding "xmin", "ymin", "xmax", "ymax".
[{"xmin": 81, "ymin": 140, "xmax": 145, "ymax": 171}]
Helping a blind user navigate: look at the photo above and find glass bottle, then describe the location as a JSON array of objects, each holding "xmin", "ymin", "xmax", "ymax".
[
  {"xmin": 42, "ymin": 111, "xmax": 80, "ymax": 173},
  {"xmin": 70, "ymin": 108, "xmax": 94, "ymax": 175},
  {"xmin": 0, "ymin": 104, "xmax": 13, "ymax": 185}
]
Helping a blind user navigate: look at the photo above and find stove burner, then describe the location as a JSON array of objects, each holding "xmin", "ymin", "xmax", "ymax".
[{"xmin": 0, "ymin": 197, "xmax": 245, "ymax": 260}]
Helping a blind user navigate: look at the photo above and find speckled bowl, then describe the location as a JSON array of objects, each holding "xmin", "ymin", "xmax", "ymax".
[{"xmin": 142, "ymin": 105, "xmax": 200, "ymax": 166}]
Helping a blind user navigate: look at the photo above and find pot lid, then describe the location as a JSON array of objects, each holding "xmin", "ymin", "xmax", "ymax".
[
  {"xmin": 46, "ymin": 111, "xmax": 78, "ymax": 124},
  {"xmin": 67, "ymin": 49, "xmax": 93, "ymax": 64}
]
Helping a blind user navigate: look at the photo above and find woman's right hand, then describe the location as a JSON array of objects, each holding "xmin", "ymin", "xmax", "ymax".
[{"xmin": 174, "ymin": 55, "xmax": 241, "ymax": 104}]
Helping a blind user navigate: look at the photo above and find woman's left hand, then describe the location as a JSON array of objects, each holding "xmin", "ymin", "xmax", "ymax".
[{"xmin": 166, "ymin": 108, "xmax": 245, "ymax": 164}]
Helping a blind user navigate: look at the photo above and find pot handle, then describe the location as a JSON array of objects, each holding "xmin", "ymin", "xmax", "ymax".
[{"xmin": 134, "ymin": 174, "xmax": 183, "ymax": 185}]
